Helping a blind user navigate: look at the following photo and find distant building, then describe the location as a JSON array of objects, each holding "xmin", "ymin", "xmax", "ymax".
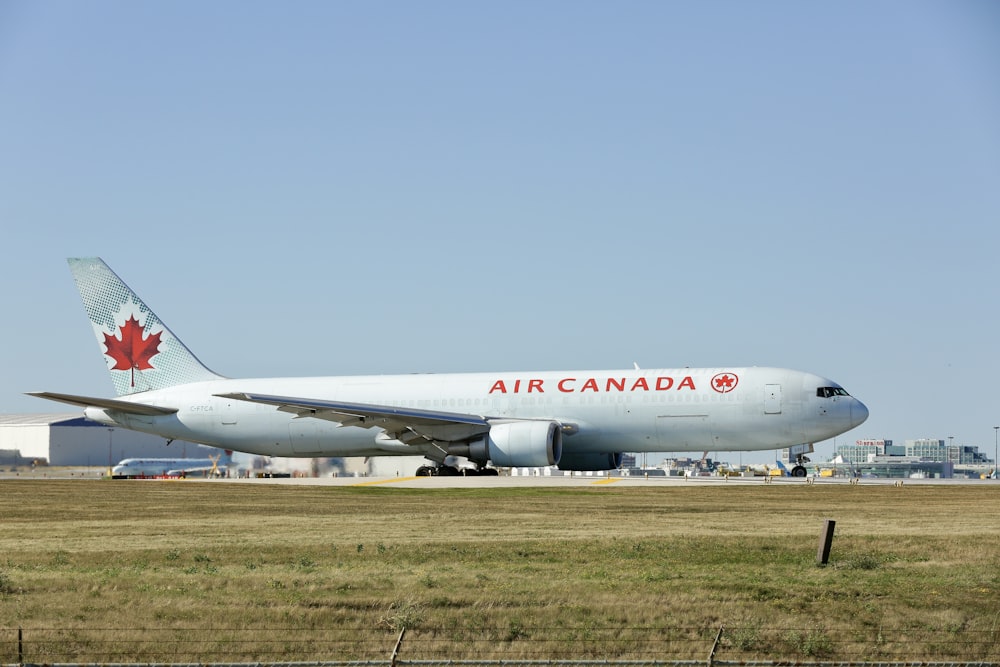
[
  {"xmin": 904, "ymin": 439, "xmax": 992, "ymax": 465},
  {"xmin": 0, "ymin": 413, "xmax": 210, "ymax": 467},
  {"xmin": 835, "ymin": 439, "xmax": 893, "ymax": 463},
  {"xmin": 836, "ymin": 437, "xmax": 992, "ymax": 465}
]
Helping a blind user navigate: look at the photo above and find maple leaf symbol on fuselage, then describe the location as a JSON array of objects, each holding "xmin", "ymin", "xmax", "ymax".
[{"xmin": 103, "ymin": 315, "xmax": 163, "ymax": 387}]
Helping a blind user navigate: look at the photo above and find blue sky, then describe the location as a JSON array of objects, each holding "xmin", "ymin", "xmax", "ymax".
[{"xmin": 2, "ymin": 1, "xmax": 998, "ymax": 464}]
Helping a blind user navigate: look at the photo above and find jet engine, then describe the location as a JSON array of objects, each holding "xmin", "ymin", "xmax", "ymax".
[
  {"xmin": 557, "ymin": 451, "xmax": 624, "ymax": 471},
  {"xmin": 467, "ymin": 421, "xmax": 562, "ymax": 468}
]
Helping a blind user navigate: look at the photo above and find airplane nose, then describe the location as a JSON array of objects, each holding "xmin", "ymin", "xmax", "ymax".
[{"xmin": 851, "ymin": 400, "xmax": 869, "ymax": 428}]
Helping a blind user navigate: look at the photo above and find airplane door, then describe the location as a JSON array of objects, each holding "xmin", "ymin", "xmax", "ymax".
[
  {"xmin": 764, "ymin": 384, "xmax": 781, "ymax": 414},
  {"xmin": 219, "ymin": 398, "xmax": 238, "ymax": 426}
]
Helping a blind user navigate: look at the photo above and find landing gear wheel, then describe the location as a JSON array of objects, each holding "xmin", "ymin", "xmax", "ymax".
[
  {"xmin": 437, "ymin": 465, "xmax": 460, "ymax": 476},
  {"xmin": 415, "ymin": 465, "xmax": 435, "ymax": 477},
  {"xmin": 791, "ymin": 465, "xmax": 807, "ymax": 477}
]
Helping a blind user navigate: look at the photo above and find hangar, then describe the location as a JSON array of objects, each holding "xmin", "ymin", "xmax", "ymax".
[{"xmin": 0, "ymin": 413, "xmax": 207, "ymax": 468}]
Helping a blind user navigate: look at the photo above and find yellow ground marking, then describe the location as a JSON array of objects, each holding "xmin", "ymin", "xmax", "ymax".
[
  {"xmin": 351, "ymin": 476, "xmax": 422, "ymax": 486},
  {"xmin": 591, "ymin": 478, "xmax": 622, "ymax": 485}
]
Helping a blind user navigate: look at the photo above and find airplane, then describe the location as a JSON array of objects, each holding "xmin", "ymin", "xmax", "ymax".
[
  {"xmin": 29, "ymin": 258, "xmax": 869, "ymax": 478},
  {"xmin": 111, "ymin": 450, "xmax": 232, "ymax": 478}
]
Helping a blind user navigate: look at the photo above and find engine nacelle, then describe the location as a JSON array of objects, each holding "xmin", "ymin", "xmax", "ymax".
[
  {"xmin": 557, "ymin": 451, "xmax": 624, "ymax": 471},
  {"xmin": 473, "ymin": 421, "xmax": 562, "ymax": 468}
]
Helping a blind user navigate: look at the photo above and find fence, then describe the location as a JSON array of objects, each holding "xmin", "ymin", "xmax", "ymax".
[{"xmin": 3, "ymin": 625, "xmax": 998, "ymax": 666}]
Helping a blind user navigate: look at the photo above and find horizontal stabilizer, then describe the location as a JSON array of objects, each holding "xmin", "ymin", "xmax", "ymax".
[{"xmin": 26, "ymin": 391, "xmax": 178, "ymax": 416}]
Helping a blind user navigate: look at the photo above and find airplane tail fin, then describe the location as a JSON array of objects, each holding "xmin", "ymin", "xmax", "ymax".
[{"xmin": 68, "ymin": 258, "xmax": 223, "ymax": 396}]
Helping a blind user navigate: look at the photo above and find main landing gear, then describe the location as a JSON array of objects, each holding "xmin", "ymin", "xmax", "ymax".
[
  {"xmin": 415, "ymin": 464, "xmax": 499, "ymax": 477},
  {"xmin": 416, "ymin": 464, "xmax": 455, "ymax": 477}
]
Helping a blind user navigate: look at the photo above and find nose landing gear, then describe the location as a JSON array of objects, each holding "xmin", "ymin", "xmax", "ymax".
[{"xmin": 788, "ymin": 443, "xmax": 814, "ymax": 477}]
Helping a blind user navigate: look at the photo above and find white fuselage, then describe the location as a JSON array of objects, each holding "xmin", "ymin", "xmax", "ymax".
[
  {"xmin": 111, "ymin": 457, "xmax": 226, "ymax": 477},
  {"xmin": 84, "ymin": 367, "xmax": 868, "ymax": 460}
]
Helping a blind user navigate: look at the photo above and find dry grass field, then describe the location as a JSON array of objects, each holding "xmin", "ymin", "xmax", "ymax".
[{"xmin": 1, "ymin": 479, "xmax": 998, "ymax": 662}]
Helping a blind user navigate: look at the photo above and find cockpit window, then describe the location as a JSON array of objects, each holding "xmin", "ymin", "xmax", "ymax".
[{"xmin": 817, "ymin": 387, "xmax": 850, "ymax": 398}]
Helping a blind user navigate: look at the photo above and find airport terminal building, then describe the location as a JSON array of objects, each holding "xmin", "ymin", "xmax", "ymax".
[{"xmin": 836, "ymin": 438, "xmax": 993, "ymax": 465}]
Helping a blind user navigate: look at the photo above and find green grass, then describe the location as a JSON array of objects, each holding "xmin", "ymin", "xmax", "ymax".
[{"xmin": 1, "ymin": 480, "xmax": 998, "ymax": 662}]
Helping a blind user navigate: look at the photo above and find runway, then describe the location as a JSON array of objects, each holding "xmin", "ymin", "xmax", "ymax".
[
  {"xmin": 2, "ymin": 467, "xmax": 996, "ymax": 487},
  {"xmin": 223, "ymin": 473, "xmax": 997, "ymax": 488}
]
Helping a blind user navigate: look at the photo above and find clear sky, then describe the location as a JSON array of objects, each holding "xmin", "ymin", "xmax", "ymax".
[{"xmin": 2, "ymin": 1, "xmax": 998, "ymax": 465}]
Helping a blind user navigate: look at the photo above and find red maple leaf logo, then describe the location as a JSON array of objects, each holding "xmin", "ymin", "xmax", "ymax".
[
  {"xmin": 103, "ymin": 315, "xmax": 163, "ymax": 387},
  {"xmin": 711, "ymin": 372, "xmax": 739, "ymax": 393}
]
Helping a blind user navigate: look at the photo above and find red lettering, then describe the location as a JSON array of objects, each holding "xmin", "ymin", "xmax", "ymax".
[
  {"xmin": 493, "ymin": 375, "xmax": 691, "ymax": 394},
  {"xmin": 606, "ymin": 377, "xmax": 626, "ymax": 392}
]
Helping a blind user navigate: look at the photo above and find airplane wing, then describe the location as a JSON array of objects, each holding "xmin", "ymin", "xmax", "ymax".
[
  {"xmin": 215, "ymin": 392, "xmax": 491, "ymax": 444},
  {"xmin": 26, "ymin": 391, "xmax": 179, "ymax": 416}
]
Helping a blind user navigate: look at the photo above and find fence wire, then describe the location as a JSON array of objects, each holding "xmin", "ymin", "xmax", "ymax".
[{"xmin": 2, "ymin": 625, "xmax": 998, "ymax": 666}]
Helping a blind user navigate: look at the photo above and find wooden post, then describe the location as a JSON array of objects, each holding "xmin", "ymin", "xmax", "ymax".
[
  {"xmin": 817, "ymin": 519, "xmax": 836, "ymax": 565},
  {"xmin": 390, "ymin": 627, "xmax": 405, "ymax": 667},
  {"xmin": 707, "ymin": 625, "xmax": 724, "ymax": 666}
]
